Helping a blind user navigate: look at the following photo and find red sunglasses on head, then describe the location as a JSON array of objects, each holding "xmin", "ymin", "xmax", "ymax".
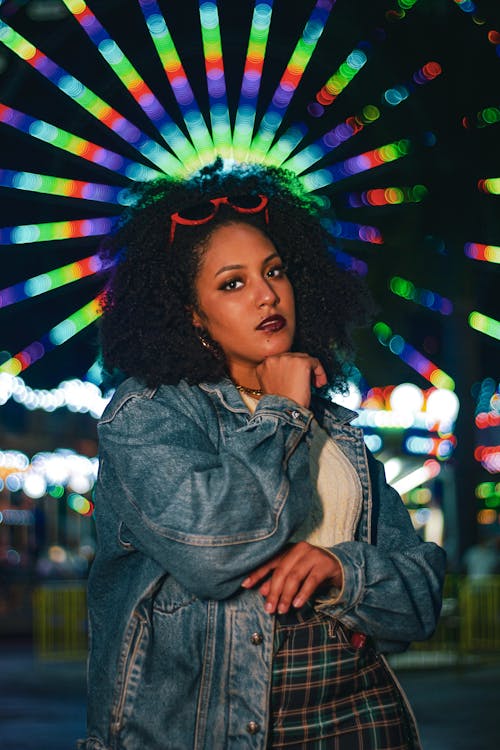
[{"xmin": 169, "ymin": 193, "xmax": 269, "ymax": 244}]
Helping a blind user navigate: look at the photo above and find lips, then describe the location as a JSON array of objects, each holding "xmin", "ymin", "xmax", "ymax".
[{"xmin": 256, "ymin": 314, "xmax": 286, "ymax": 332}]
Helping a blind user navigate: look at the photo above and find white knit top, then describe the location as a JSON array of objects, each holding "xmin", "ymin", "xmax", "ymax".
[{"xmin": 240, "ymin": 393, "xmax": 363, "ymax": 546}]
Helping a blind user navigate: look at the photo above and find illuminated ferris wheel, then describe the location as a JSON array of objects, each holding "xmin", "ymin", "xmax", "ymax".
[{"xmin": 0, "ymin": 0, "xmax": 498, "ymax": 543}]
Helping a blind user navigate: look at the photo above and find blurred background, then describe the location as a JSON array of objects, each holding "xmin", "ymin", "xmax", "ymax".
[{"xmin": 0, "ymin": 0, "xmax": 498, "ymax": 748}]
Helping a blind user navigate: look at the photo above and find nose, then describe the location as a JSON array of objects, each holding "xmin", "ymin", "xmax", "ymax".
[{"xmin": 255, "ymin": 277, "xmax": 279, "ymax": 307}]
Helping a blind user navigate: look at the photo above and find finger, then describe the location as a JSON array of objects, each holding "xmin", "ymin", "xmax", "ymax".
[
  {"xmin": 310, "ymin": 359, "xmax": 328, "ymax": 388},
  {"xmin": 241, "ymin": 564, "xmax": 275, "ymax": 588},
  {"xmin": 275, "ymin": 562, "xmax": 316, "ymax": 614},
  {"xmin": 272, "ymin": 548, "xmax": 340, "ymax": 613},
  {"xmin": 292, "ymin": 553, "xmax": 341, "ymax": 608},
  {"xmin": 241, "ymin": 554, "xmax": 283, "ymax": 588},
  {"xmin": 290, "ymin": 569, "xmax": 325, "ymax": 609},
  {"xmin": 263, "ymin": 545, "xmax": 311, "ymax": 613},
  {"xmin": 258, "ymin": 579, "xmax": 272, "ymax": 597}
]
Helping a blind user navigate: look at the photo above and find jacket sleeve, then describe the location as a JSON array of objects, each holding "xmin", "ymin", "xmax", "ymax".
[
  {"xmin": 315, "ymin": 450, "xmax": 447, "ymax": 651},
  {"xmin": 96, "ymin": 391, "xmax": 313, "ymax": 600}
]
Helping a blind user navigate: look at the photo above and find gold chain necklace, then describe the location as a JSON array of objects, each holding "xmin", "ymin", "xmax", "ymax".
[{"xmin": 234, "ymin": 383, "xmax": 263, "ymax": 398}]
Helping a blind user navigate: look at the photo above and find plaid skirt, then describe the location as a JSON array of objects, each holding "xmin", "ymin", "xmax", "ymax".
[{"xmin": 268, "ymin": 603, "xmax": 418, "ymax": 749}]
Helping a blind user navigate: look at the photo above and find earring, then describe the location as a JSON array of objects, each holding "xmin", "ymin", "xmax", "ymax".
[{"xmin": 196, "ymin": 329, "xmax": 224, "ymax": 360}]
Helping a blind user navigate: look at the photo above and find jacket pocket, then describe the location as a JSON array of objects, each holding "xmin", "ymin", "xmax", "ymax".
[{"xmin": 110, "ymin": 611, "xmax": 148, "ymax": 735}]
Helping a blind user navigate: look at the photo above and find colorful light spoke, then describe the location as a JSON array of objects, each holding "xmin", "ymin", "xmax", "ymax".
[
  {"xmin": 328, "ymin": 248, "xmax": 368, "ymax": 276},
  {"xmin": 469, "ymin": 312, "xmax": 500, "ymax": 341},
  {"xmin": 199, "ymin": 1, "xmax": 232, "ymax": 158},
  {"xmin": 62, "ymin": 0, "xmax": 199, "ymax": 171},
  {"xmin": 0, "ymin": 295, "xmax": 104, "ymax": 377},
  {"xmin": 463, "ymin": 105, "xmax": 500, "ymax": 129},
  {"xmin": 478, "ymin": 177, "xmax": 500, "ymax": 195},
  {"xmin": 300, "ymin": 139, "xmax": 411, "ymax": 191},
  {"xmin": 347, "ymin": 184, "xmax": 428, "ymax": 207},
  {"xmin": 277, "ymin": 107, "xmax": 380, "ymax": 173},
  {"xmin": 453, "ymin": 1, "xmax": 477, "ymax": 15},
  {"xmin": 464, "ymin": 242, "xmax": 500, "ymax": 264},
  {"xmin": 322, "ymin": 218, "xmax": 383, "ymax": 245},
  {"xmin": 0, "ymin": 20, "xmax": 184, "ymax": 175},
  {"xmin": 279, "ymin": 60, "xmax": 439, "ymax": 172},
  {"xmin": 315, "ymin": 48, "xmax": 367, "ymax": 109},
  {"xmin": 0, "ymin": 169, "xmax": 130, "ymax": 205},
  {"xmin": 0, "ymin": 104, "xmax": 160, "ymax": 180},
  {"xmin": 373, "ymin": 321, "xmax": 455, "ymax": 390},
  {"xmin": 384, "ymin": 61, "xmax": 442, "ymax": 108},
  {"xmin": 389, "ymin": 276, "xmax": 453, "ymax": 315},
  {"xmin": 250, "ymin": 0, "xmax": 334, "ymax": 159},
  {"xmin": 233, "ymin": 0, "xmax": 274, "ymax": 160},
  {"xmin": 0, "ymin": 255, "xmax": 109, "ymax": 308},
  {"xmin": 0, "ymin": 218, "xmax": 113, "ymax": 245},
  {"xmin": 137, "ymin": 0, "xmax": 215, "ymax": 163}
]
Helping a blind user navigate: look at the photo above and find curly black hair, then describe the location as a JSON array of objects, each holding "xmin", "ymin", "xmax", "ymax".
[{"xmin": 99, "ymin": 159, "xmax": 374, "ymax": 391}]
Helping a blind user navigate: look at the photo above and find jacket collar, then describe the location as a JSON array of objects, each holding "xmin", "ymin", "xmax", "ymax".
[
  {"xmin": 199, "ymin": 377, "xmax": 249, "ymax": 414},
  {"xmin": 199, "ymin": 378, "xmax": 358, "ymax": 425}
]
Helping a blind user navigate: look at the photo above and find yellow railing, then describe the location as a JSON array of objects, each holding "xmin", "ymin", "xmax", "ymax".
[
  {"xmin": 32, "ymin": 575, "xmax": 500, "ymax": 661},
  {"xmin": 391, "ymin": 574, "xmax": 500, "ymax": 667},
  {"xmin": 459, "ymin": 576, "xmax": 500, "ymax": 652},
  {"xmin": 33, "ymin": 581, "xmax": 88, "ymax": 660}
]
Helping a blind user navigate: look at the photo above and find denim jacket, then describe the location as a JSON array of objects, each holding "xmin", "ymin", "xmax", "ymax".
[{"xmin": 82, "ymin": 377, "xmax": 446, "ymax": 750}]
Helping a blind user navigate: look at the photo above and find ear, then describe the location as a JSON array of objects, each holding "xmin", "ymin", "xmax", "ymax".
[{"xmin": 187, "ymin": 305, "xmax": 204, "ymax": 330}]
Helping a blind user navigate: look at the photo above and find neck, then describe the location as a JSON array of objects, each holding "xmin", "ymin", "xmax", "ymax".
[
  {"xmin": 234, "ymin": 382, "xmax": 263, "ymax": 398},
  {"xmin": 228, "ymin": 364, "xmax": 260, "ymax": 389}
]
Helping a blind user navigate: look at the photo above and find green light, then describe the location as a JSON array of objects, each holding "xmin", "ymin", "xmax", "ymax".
[
  {"xmin": 373, "ymin": 321, "xmax": 393, "ymax": 344},
  {"xmin": 390, "ymin": 276, "xmax": 415, "ymax": 299},
  {"xmin": 362, "ymin": 105, "xmax": 380, "ymax": 122},
  {"xmin": 67, "ymin": 492, "xmax": 92, "ymax": 515},
  {"xmin": 49, "ymin": 296, "xmax": 103, "ymax": 346},
  {"xmin": 469, "ymin": 311, "xmax": 500, "ymax": 340},
  {"xmin": 398, "ymin": 0, "xmax": 419, "ymax": 8},
  {"xmin": 265, "ymin": 126, "xmax": 307, "ymax": 167},
  {"xmin": 48, "ymin": 485, "xmax": 65, "ymax": 499},
  {"xmin": 281, "ymin": 143, "xmax": 323, "ymax": 173},
  {"xmin": 431, "ymin": 371, "xmax": 455, "ymax": 390}
]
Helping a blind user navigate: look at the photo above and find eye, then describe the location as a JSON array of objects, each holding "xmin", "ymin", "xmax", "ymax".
[
  {"xmin": 220, "ymin": 277, "xmax": 244, "ymax": 291},
  {"xmin": 266, "ymin": 264, "xmax": 287, "ymax": 279}
]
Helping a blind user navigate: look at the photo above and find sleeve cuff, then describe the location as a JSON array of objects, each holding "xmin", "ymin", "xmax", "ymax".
[
  {"xmin": 252, "ymin": 395, "xmax": 313, "ymax": 430},
  {"xmin": 313, "ymin": 547, "xmax": 345, "ymax": 606}
]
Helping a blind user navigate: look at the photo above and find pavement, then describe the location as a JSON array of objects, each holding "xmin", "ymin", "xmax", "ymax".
[{"xmin": 0, "ymin": 640, "xmax": 498, "ymax": 750}]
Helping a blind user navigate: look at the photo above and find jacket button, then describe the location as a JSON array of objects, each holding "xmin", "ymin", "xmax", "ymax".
[
  {"xmin": 250, "ymin": 632, "xmax": 263, "ymax": 645},
  {"xmin": 291, "ymin": 410, "xmax": 300, "ymax": 419},
  {"xmin": 246, "ymin": 721, "xmax": 260, "ymax": 734}
]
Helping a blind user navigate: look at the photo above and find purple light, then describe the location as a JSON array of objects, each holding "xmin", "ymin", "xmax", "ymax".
[{"xmin": 307, "ymin": 102, "xmax": 325, "ymax": 117}]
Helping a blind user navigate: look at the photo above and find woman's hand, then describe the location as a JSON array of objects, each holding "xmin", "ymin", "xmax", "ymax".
[
  {"xmin": 241, "ymin": 541, "xmax": 342, "ymax": 615},
  {"xmin": 256, "ymin": 353, "xmax": 327, "ymax": 408}
]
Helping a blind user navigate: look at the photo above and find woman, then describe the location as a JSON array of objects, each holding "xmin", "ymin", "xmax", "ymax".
[{"xmin": 81, "ymin": 161, "xmax": 446, "ymax": 750}]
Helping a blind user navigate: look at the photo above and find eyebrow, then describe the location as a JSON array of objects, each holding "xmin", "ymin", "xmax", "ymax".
[{"xmin": 214, "ymin": 253, "xmax": 280, "ymax": 278}]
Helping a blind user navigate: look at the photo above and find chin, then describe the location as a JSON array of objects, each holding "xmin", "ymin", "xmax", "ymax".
[{"xmin": 263, "ymin": 340, "xmax": 293, "ymax": 358}]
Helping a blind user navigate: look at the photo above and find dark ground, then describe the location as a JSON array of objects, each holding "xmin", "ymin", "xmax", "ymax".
[{"xmin": 0, "ymin": 641, "xmax": 498, "ymax": 749}]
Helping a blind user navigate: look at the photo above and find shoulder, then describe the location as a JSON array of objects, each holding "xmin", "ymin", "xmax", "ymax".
[{"xmin": 99, "ymin": 377, "xmax": 214, "ymax": 426}]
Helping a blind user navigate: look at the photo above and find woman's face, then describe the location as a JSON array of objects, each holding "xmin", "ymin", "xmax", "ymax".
[{"xmin": 191, "ymin": 222, "xmax": 296, "ymax": 383}]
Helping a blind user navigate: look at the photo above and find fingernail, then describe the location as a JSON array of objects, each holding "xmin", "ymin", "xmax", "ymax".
[
  {"xmin": 293, "ymin": 597, "xmax": 303, "ymax": 608},
  {"xmin": 265, "ymin": 602, "xmax": 274, "ymax": 613},
  {"xmin": 277, "ymin": 605, "xmax": 287, "ymax": 614},
  {"xmin": 241, "ymin": 577, "xmax": 251, "ymax": 588}
]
